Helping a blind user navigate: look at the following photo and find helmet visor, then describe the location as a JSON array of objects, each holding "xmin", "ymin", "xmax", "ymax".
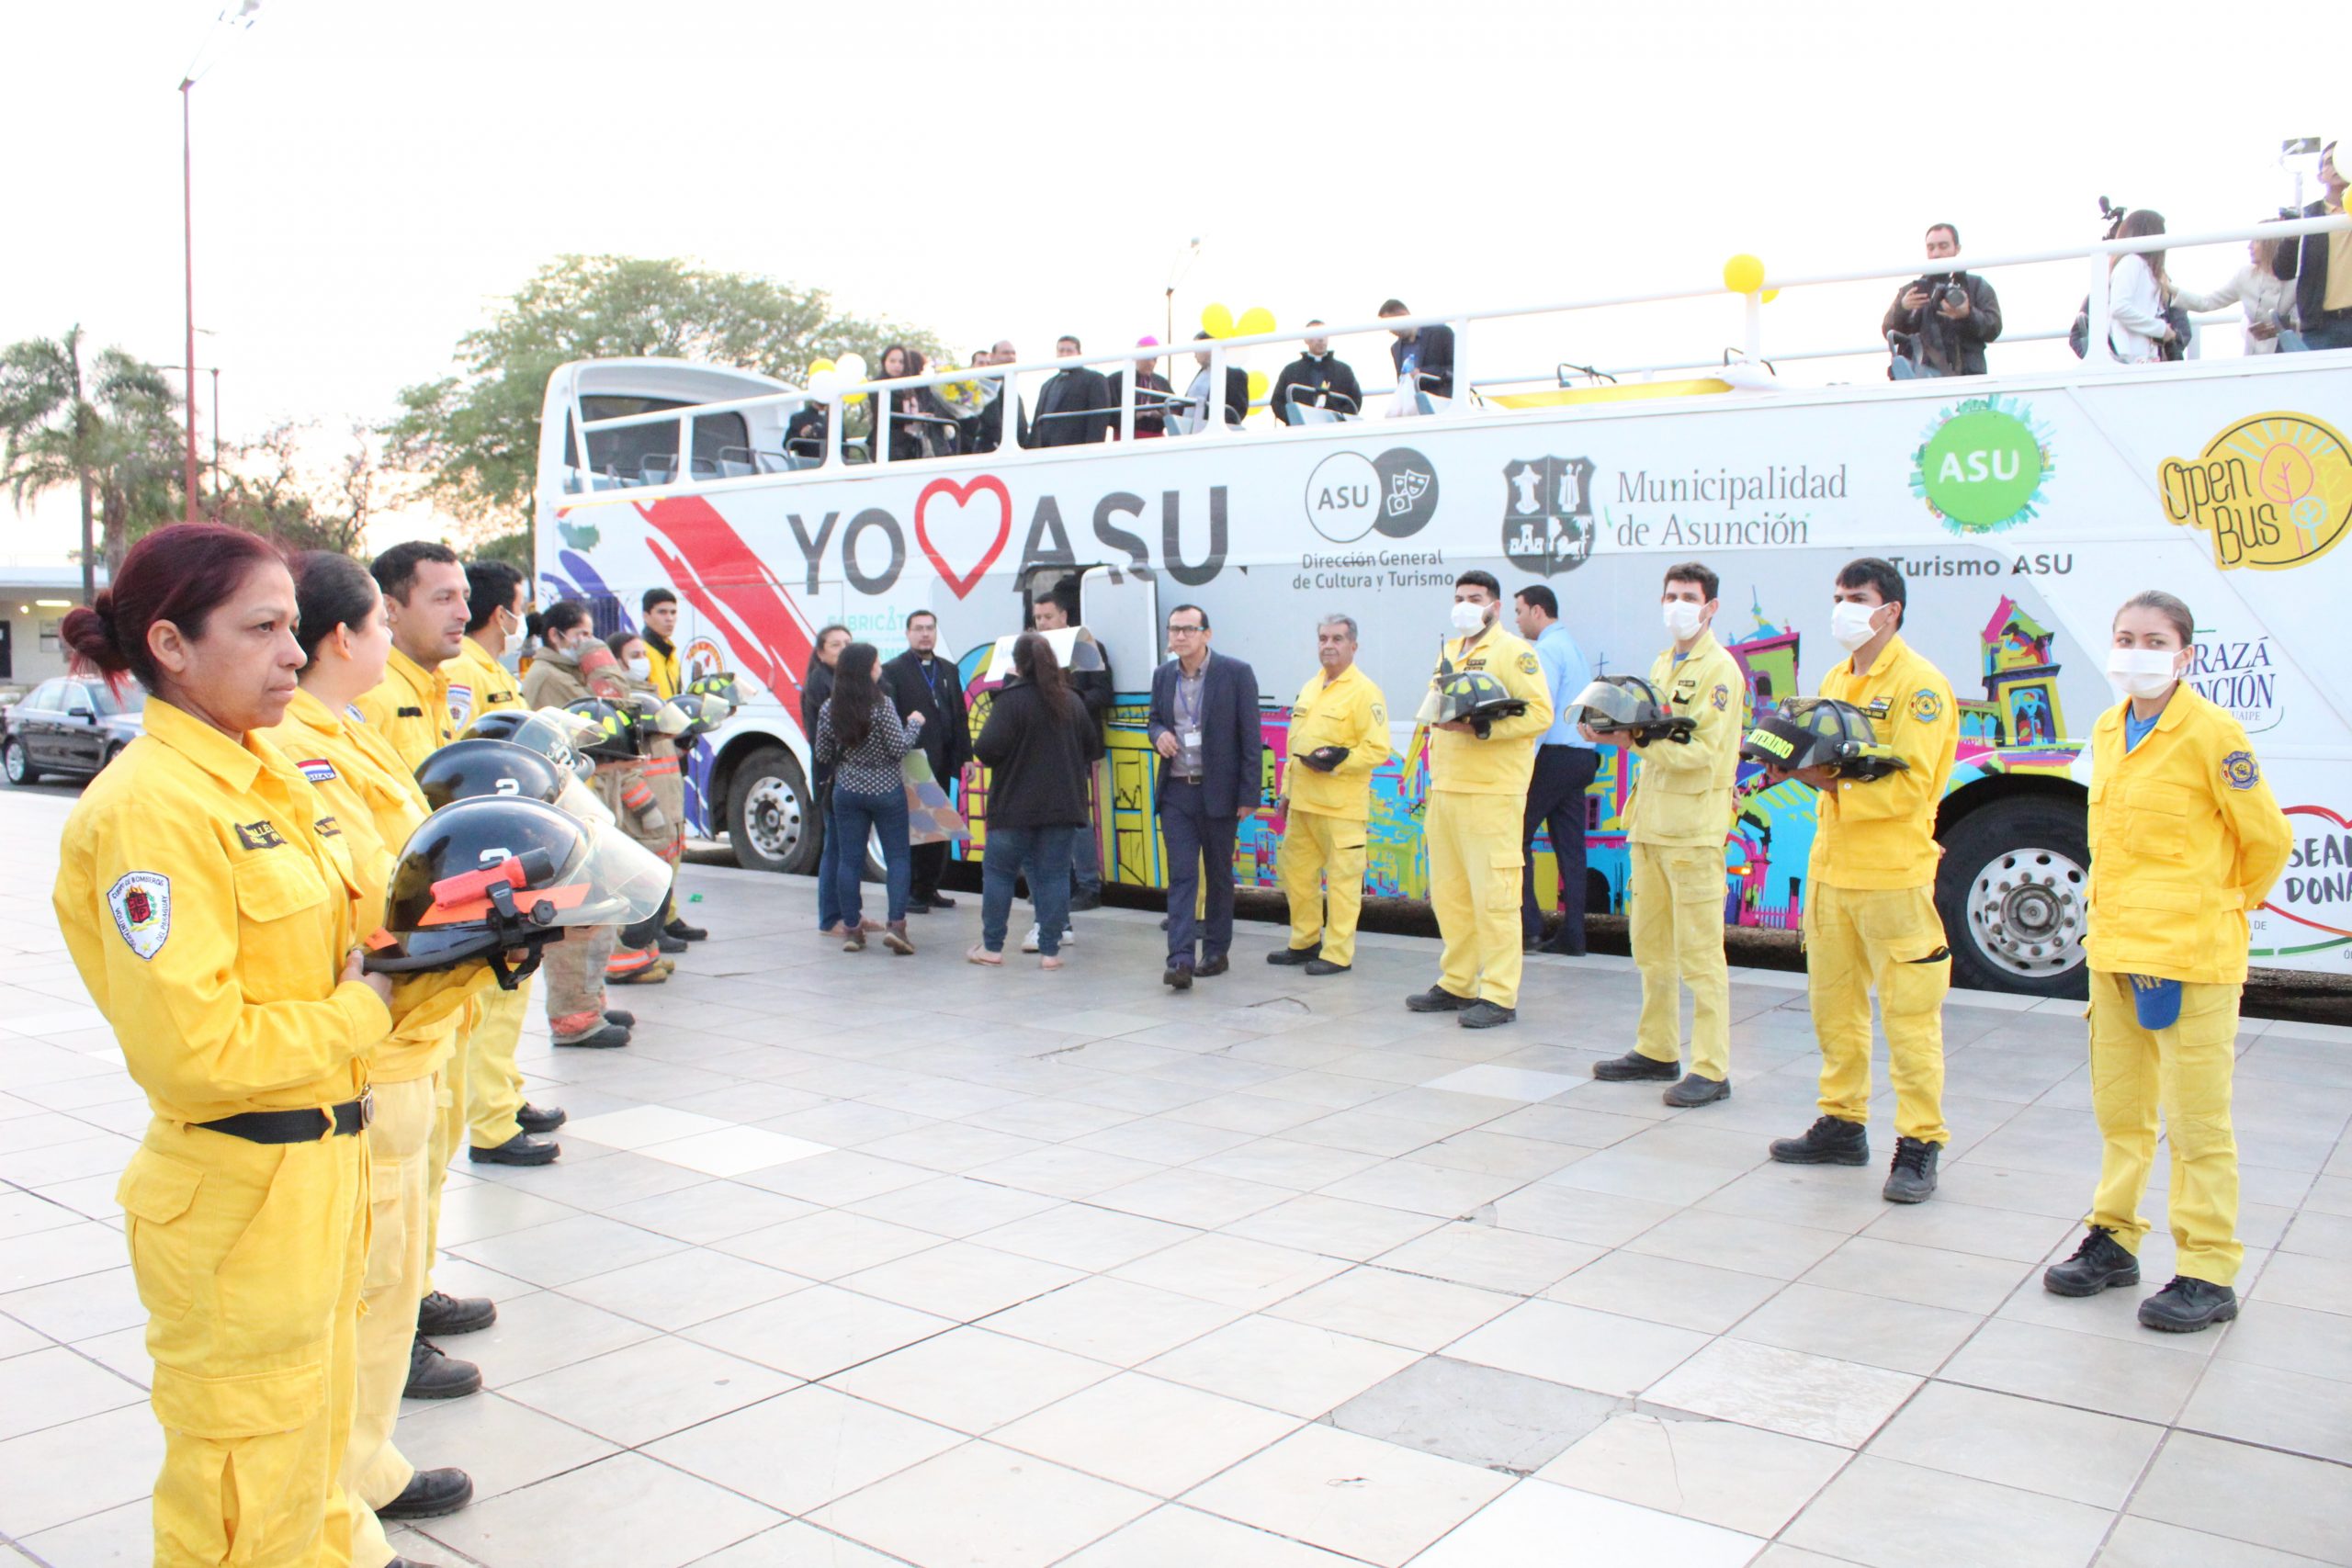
[
  {"xmin": 560, "ymin": 828, "xmax": 673, "ymax": 929},
  {"xmin": 505, "ymin": 708, "xmax": 599, "ymax": 779},
  {"xmin": 1571, "ymin": 678, "xmax": 1649, "ymax": 727},
  {"xmin": 554, "ymin": 774, "xmax": 616, "ymax": 829}
]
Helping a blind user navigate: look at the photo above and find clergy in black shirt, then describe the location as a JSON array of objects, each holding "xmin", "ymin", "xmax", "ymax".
[{"xmin": 883, "ymin": 610, "xmax": 973, "ymax": 910}]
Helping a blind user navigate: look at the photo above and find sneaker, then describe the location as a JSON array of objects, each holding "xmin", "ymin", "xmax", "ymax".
[
  {"xmin": 517, "ymin": 1103, "xmax": 566, "ymax": 1134},
  {"xmin": 1459, "ymin": 1000, "xmax": 1517, "ymax": 1029},
  {"xmin": 2043, "ymin": 1226, "xmax": 2141, "ymax": 1297},
  {"xmin": 468, "ymin": 1132, "xmax": 559, "ymax": 1167},
  {"xmin": 883, "ymin": 921, "xmax": 915, "ymax": 956},
  {"xmin": 1883, "ymin": 1136, "xmax": 1940, "ymax": 1203},
  {"xmin": 554, "ymin": 1022, "xmax": 630, "ymax": 1050},
  {"xmin": 843, "ymin": 928, "xmax": 866, "ymax": 953},
  {"xmin": 2138, "ymin": 1276, "xmax": 2239, "ymax": 1333},
  {"xmin": 1022, "ymin": 924, "xmax": 1042, "ymax": 953},
  {"xmin": 1664, "ymin": 1072, "xmax": 1731, "ymax": 1108},
  {"xmin": 1592, "ymin": 1050, "xmax": 1679, "ymax": 1083},
  {"xmin": 1197, "ymin": 954, "xmax": 1229, "ymax": 977},
  {"xmin": 376, "ymin": 1466, "xmax": 474, "ymax": 1521},
  {"xmin": 664, "ymin": 918, "xmax": 707, "ymax": 942},
  {"xmin": 1163, "ymin": 959, "xmax": 1194, "ymax": 991},
  {"xmin": 1267, "ymin": 943, "xmax": 1321, "ymax": 966},
  {"xmin": 1406, "ymin": 985, "xmax": 1476, "ymax": 1013},
  {"xmin": 1305, "ymin": 958, "xmax": 1351, "ymax": 976},
  {"xmin": 1769, "ymin": 1116, "xmax": 1870, "ymax": 1167},
  {"xmin": 416, "ymin": 1290, "xmax": 495, "ymax": 1337},
  {"xmin": 403, "ymin": 1338, "xmax": 481, "ymax": 1400}
]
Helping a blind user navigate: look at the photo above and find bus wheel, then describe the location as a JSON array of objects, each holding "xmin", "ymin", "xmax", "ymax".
[
  {"xmin": 727, "ymin": 746, "xmax": 820, "ymax": 874},
  {"xmin": 1936, "ymin": 795, "xmax": 2090, "ymax": 999}
]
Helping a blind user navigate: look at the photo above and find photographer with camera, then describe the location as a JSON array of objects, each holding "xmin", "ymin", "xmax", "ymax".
[{"xmin": 1882, "ymin": 223, "xmax": 2003, "ymax": 378}]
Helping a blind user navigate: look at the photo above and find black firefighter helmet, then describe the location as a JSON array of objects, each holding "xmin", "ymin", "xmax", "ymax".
[
  {"xmin": 369, "ymin": 796, "xmax": 671, "ymax": 988},
  {"xmin": 1571, "ymin": 674, "xmax": 1695, "ymax": 746},
  {"xmin": 1428, "ymin": 669, "xmax": 1529, "ymax": 740},
  {"xmin": 1741, "ymin": 697, "xmax": 1909, "ymax": 781},
  {"xmin": 566, "ymin": 697, "xmax": 644, "ymax": 761},
  {"xmin": 415, "ymin": 736, "xmax": 613, "ymax": 829},
  {"xmin": 458, "ymin": 706, "xmax": 598, "ymax": 781}
]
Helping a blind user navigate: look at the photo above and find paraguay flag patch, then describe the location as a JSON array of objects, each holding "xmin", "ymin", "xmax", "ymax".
[{"xmin": 296, "ymin": 758, "xmax": 338, "ymax": 784}]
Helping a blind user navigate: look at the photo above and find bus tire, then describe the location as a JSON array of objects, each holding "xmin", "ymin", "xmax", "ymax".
[
  {"xmin": 1935, "ymin": 795, "xmax": 2090, "ymax": 999},
  {"xmin": 726, "ymin": 746, "xmax": 820, "ymax": 875}
]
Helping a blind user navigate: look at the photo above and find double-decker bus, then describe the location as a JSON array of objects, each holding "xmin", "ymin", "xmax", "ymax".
[{"xmin": 533, "ymin": 219, "xmax": 2351, "ymax": 998}]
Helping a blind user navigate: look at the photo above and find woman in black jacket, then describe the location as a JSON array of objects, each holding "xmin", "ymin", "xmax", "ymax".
[
  {"xmin": 803, "ymin": 624, "xmax": 858, "ymax": 935},
  {"xmin": 968, "ymin": 633, "xmax": 1104, "ymax": 969}
]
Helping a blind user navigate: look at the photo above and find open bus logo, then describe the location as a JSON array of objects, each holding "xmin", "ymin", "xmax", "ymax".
[
  {"xmin": 2159, "ymin": 412, "xmax": 2352, "ymax": 571},
  {"xmin": 1911, "ymin": 395, "xmax": 2053, "ymax": 536}
]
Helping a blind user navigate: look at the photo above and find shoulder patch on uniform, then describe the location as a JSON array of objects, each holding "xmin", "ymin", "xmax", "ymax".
[
  {"xmin": 1909, "ymin": 688, "xmax": 1945, "ymax": 724},
  {"xmin": 295, "ymin": 757, "xmax": 336, "ymax": 784},
  {"xmin": 1371, "ymin": 703, "xmax": 1386, "ymax": 725},
  {"xmin": 2222, "ymin": 750, "xmax": 2260, "ymax": 790},
  {"xmin": 1516, "ymin": 651, "xmax": 1540, "ymax": 676},
  {"xmin": 1711, "ymin": 682, "xmax": 1731, "ymax": 710},
  {"xmin": 233, "ymin": 819, "xmax": 286, "ymax": 852},
  {"xmin": 107, "ymin": 872, "xmax": 171, "ymax": 960},
  {"xmin": 345, "ymin": 704, "xmax": 368, "ymax": 724}
]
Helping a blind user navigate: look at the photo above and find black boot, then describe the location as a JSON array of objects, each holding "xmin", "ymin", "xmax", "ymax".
[
  {"xmin": 1882, "ymin": 1136, "xmax": 1940, "ymax": 1203},
  {"xmin": 1405, "ymin": 985, "xmax": 1475, "ymax": 1013},
  {"xmin": 2138, "ymin": 1276, "xmax": 2239, "ymax": 1333},
  {"xmin": 1664, "ymin": 1073, "xmax": 1730, "ymax": 1108},
  {"xmin": 1459, "ymin": 1000, "xmax": 1517, "ymax": 1029},
  {"xmin": 1267, "ymin": 942, "xmax": 1320, "ymax": 966},
  {"xmin": 468, "ymin": 1131, "xmax": 559, "ymax": 1167},
  {"xmin": 1305, "ymin": 958, "xmax": 1351, "ymax": 976},
  {"xmin": 1769, "ymin": 1116, "xmax": 1870, "ymax": 1167},
  {"xmin": 518, "ymin": 1103, "xmax": 567, "ymax": 1134},
  {"xmin": 1592, "ymin": 1050, "xmax": 1679, "ymax": 1083},
  {"xmin": 656, "ymin": 931, "xmax": 689, "ymax": 954},
  {"xmin": 404, "ymin": 1338, "xmax": 482, "ymax": 1400},
  {"xmin": 2043, "ymin": 1226, "xmax": 2141, "ymax": 1297},
  {"xmin": 377, "ymin": 1465, "xmax": 474, "ymax": 1520},
  {"xmin": 664, "ymin": 917, "xmax": 708, "ymax": 941},
  {"xmin": 416, "ymin": 1290, "xmax": 495, "ymax": 1337}
]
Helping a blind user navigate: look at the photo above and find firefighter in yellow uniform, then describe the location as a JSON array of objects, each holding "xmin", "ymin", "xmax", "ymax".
[
  {"xmin": 1767, "ymin": 558, "xmax": 1958, "ymax": 1203},
  {"xmin": 352, "ymin": 544, "xmax": 501, "ymax": 1356},
  {"xmin": 1269, "ymin": 614, "xmax": 1391, "ymax": 976},
  {"xmin": 446, "ymin": 561, "xmax": 556, "ymax": 1168},
  {"xmin": 1407, "ymin": 572, "xmax": 1554, "ymax": 1029},
  {"xmin": 2042, "ymin": 591, "xmax": 2292, "ymax": 1332},
  {"xmin": 52, "ymin": 525, "xmax": 394, "ymax": 1566},
  {"xmin": 1587, "ymin": 564, "xmax": 1747, "ymax": 1105},
  {"xmin": 263, "ymin": 549, "xmax": 492, "ymax": 1552}
]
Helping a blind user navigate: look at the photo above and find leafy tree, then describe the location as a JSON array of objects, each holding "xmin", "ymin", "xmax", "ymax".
[
  {"xmin": 0, "ymin": 328, "xmax": 183, "ymax": 596},
  {"xmin": 213, "ymin": 421, "xmax": 401, "ymax": 557},
  {"xmin": 387, "ymin": 255, "xmax": 946, "ymax": 538}
]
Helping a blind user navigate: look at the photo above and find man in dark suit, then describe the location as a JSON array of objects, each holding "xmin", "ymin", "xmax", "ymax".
[
  {"xmin": 2276, "ymin": 141, "xmax": 2352, "ymax": 351},
  {"xmin": 883, "ymin": 609, "xmax": 972, "ymax": 912},
  {"xmin": 1148, "ymin": 604, "xmax": 1263, "ymax": 989},
  {"xmin": 1271, "ymin": 322, "xmax": 1364, "ymax": 423},
  {"xmin": 1105, "ymin": 339, "xmax": 1174, "ymax": 439},
  {"xmin": 965, "ymin": 341, "xmax": 1030, "ymax": 454},
  {"xmin": 1032, "ymin": 335, "xmax": 1114, "ymax": 446},
  {"xmin": 1179, "ymin": 333, "xmax": 1251, "ymax": 430},
  {"xmin": 1381, "ymin": 299, "xmax": 1455, "ymax": 405}
]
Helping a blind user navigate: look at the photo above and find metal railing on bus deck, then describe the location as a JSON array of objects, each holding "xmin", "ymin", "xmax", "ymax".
[{"xmin": 569, "ymin": 214, "xmax": 2349, "ymax": 486}]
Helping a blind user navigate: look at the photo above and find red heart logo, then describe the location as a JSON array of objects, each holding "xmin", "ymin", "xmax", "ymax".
[
  {"xmin": 2265, "ymin": 803, "xmax": 2352, "ymax": 939},
  {"xmin": 915, "ymin": 475, "xmax": 1012, "ymax": 599}
]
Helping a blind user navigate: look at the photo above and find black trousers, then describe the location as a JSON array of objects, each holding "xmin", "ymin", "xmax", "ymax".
[
  {"xmin": 910, "ymin": 840, "xmax": 950, "ymax": 901},
  {"xmin": 1522, "ymin": 744, "xmax": 1600, "ymax": 950},
  {"xmin": 1162, "ymin": 778, "xmax": 1238, "ymax": 963}
]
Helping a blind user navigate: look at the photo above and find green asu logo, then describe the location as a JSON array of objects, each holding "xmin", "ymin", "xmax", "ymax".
[{"xmin": 1911, "ymin": 395, "xmax": 2055, "ymax": 536}]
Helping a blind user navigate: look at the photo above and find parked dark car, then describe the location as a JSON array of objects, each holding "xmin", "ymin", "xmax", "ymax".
[{"xmin": 2, "ymin": 678, "xmax": 145, "ymax": 785}]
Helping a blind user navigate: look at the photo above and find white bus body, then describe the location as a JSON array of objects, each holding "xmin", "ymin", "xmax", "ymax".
[{"xmin": 535, "ymin": 221, "xmax": 2352, "ymax": 998}]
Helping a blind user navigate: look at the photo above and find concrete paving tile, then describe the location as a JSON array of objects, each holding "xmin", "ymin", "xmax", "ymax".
[
  {"xmin": 1538, "ymin": 1410, "xmax": 1849, "ymax": 1536},
  {"xmin": 1869, "ymin": 1382, "xmax": 2163, "ymax": 1507},
  {"xmin": 1783, "ymin": 1454, "xmax": 2113, "ymax": 1568},
  {"xmin": 1142, "ymin": 1314, "xmax": 1424, "ymax": 1419},
  {"xmin": 645, "ymin": 1383, "xmax": 965, "ymax": 1514},
  {"xmin": 807, "ymin": 1440, "xmax": 1157, "ymax": 1568},
  {"xmin": 1444, "ymin": 1299, "xmax": 1709, "ymax": 1397},
  {"xmin": 1327, "ymin": 1355, "xmax": 1619, "ymax": 1472},
  {"xmin": 420, "ymin": 1450, "xmax": 782, "ymax": 1566},
  {"xmin": 1181, "ymin": 1424, "xmax": 1513, "ymax": 1567},
  {"xmin": 1408, "ymin": 1477, "xmax": 1764, "ymax": 1568},
  {"xmin": 1644, "ymin": 1338, "xmax": 1920, "ymax": 1449}
]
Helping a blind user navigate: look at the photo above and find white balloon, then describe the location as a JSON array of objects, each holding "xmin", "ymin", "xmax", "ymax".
[
  {"xmin": 835, "ymin": 353, "xmax": 869, "ymax": 385},
  {"xmin": 806, "ymin": 369, "xmax": 840, "ymax": 396}
]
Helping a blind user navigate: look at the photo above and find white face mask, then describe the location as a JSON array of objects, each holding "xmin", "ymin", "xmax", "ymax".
[
  {"xmin": 1663, "ymin": 599, "xmax": 1706, "ymax": 642},
  {"xmin": 2107, "ymin": 646, "xmax": 2182, "ymax": 698},
  {"xmin": 1451, "ymin": 599, "xmax": 1489, "ymax": 634},
  {"xmin": 1829, "ymin": 599, "xmax": 1882, "ymax": 652},
  {"xmin": 626, "ymin": 656, "xmax": 653, "ymax": 682}
]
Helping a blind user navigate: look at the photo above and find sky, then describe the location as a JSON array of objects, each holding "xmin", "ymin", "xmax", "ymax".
[{"xmin": 2, "ymin": 0, "xmax": 2338, "ymax": 555}]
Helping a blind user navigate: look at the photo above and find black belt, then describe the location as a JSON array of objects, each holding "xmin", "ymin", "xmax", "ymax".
[{"xmin": 197, "ymin": 1089, "xmax": 374, "ymax": 1145}]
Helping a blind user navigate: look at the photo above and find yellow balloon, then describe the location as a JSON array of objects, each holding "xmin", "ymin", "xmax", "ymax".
[
  {"xmin": 1761, "ymin": 288, "xmax": 1780, "ymax": 304},
  {"xmin": 1201, "ymin": 302, "xmax": 1235, "ymax": 339},
  {"xmin": 808, "ymin": 357, "xmax": 836, "ymax": 376},
  {"xmin": 1247, "ymin": 369, "xmax": 1269, "ymax": 404},
  {"xmin": 1235, "ymin": 306, "xmax": 1276, "ymax": 338},
  {"xmin": 1722, "ymin": 254, "xmax": 1766, "ymax": 295}
]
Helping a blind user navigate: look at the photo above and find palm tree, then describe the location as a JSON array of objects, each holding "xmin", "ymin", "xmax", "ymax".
[{"xmin": 0, "ymin": 328, "xmax": 181, "ymax": 601}]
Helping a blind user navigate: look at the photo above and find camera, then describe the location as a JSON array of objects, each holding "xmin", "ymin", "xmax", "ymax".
[{"xmin": 1916, "ymin": 274, "xmax": 1968, "ymax": 310}]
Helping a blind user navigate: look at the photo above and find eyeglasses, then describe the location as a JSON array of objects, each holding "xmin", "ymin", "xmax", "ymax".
[{"xmin": 1167, "ymin": 624, "xmax": 1204, "ymax": 635}]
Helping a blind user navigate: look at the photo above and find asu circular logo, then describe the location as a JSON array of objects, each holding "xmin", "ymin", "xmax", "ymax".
[
  {"xmin": 1913, "ymin": 396, "xmax": 2054, "ymax": 536},
  {"xmin": 2222, "ymin": 750, "xmax": 2261, "ymax": 791},
  {"xmin": 1910, "ymin": 688, "xmax": 1945, "ymax": 724}
]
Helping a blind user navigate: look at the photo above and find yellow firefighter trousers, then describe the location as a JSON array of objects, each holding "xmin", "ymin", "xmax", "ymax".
[
  {"xmin": 118, "ymin": 1120, "xmax": 367, "ymax": 1566},
  {"xmin": 2086, "ymin": 970, "xmax": 2244, "ymax": 1286},
  {"xmin": 1631, "ymin": 842, "xmax": 1732, "ymax": 1079},
  {"xmin": 419, "ymin": 1054, "xmax": 463, "ymax": 1302},
  {"xmin": 348, "ymin": 1077, "xmax": 435, "ymax": 1563},
  {"xmin": 1805, "ymin": 882, "xmax": 1951, "ymax": 1145},
  {"xmin": 1429, "ymin": 791, "xmax": 1526, "ymax": 1009},
  {"xmin": 465, "ymin": 980, "xmax": 533, "ymax": 1152},
  {"xmin": 1279, "ymin": 811, "xmax": 1368, "ymax": 968}
]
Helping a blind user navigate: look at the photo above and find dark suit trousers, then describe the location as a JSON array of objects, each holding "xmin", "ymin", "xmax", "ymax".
[
  {"xmin": 1161, "ymin": 778, "xmax": 1237, "ymax": 964},
  {"xmin": 1522, "ymin": 745, "xmax": 1600, "ymax": 950},
  {"xmin": 910, "ymin": 840, "xmax": 949, "ymax": 902}
]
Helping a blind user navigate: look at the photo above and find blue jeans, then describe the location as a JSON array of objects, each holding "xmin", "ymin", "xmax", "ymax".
[
  {"xmin": 982, "ymin": 825, "xmax": 1075, "ymax": 955},
  {"xmin": 831, "ymin": 786, "xmax": 911, "ymax": 926},
  {"xmin": 815, "ymin": 772, "xmax": 844, "ymax": 931},
  {"xmin": 2283, "ymin": 314, "xmax": 2352, "ymax": 352},
  {"xmin": 1162, "ymin": 778, "xmax": 1238, "ymax": 964},
  {"xmin": 1072, "ymin": 813, "xmax": 1102, "ymax": 900}
]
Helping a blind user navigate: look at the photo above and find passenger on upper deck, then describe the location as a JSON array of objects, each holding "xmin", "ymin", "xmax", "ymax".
[
  {"xmin": 1882, "ymin": 223, "xmax": 2003, "ymax": 379},
  {"xmin": 1173, "ymin": 332, "xmax": 1250, "ymax": 434},
  {"xmin": 1272, "ymin": 322, "xmax": 1363, "ymax": 423},
  {"xmin": 965, "ymin": 340, "xmax": 1030, "ymax": 454},
  {"xmin": 1032, "ymin": 335, "xmax": 1114, "ymax": 447},
  {"xmin": 1381, "ymin": 299, "xmax": 1454, "ymax": 410},
  {"xmin": 1107, "ymin": 338, "xmax": 1173, "ymax": 439},
  {"xmin": 2276, "ymin": 139, "xmax": 2352, "ymax": 351},
  {"xmin": 879, "ymin": 344, "xmax": 963, "ymax": 461}
]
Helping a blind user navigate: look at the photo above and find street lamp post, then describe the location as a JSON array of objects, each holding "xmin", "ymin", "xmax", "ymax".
[{"xmin": 177, "ymin": 1, "xmax": 260, "ymax": 526}]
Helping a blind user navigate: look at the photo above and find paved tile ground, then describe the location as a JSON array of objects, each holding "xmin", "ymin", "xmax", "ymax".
[{"xmin": 4, "ymin": 784, "xmax": 2349, "ymax": 1567}]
